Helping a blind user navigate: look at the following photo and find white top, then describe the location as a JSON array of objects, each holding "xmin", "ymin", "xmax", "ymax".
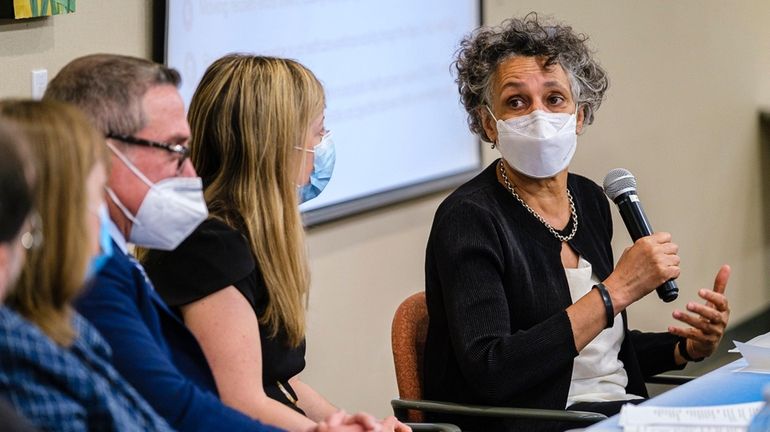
[{"xmin": 564, "ymin": 256, "xmax": 643, "ymax": 406}]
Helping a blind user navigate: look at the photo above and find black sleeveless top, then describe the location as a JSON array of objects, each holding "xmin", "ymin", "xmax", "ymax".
[{"xmin": 143, "ymin": 219, "xmax": 306, "ymax": 414}]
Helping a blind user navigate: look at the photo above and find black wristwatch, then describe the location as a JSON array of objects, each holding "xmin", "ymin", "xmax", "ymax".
[{"xmin": 677, "ymin": 336, "xmax": 705, "ymax": 362}]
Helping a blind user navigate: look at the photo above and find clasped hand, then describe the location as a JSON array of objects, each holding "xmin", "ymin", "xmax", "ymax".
[{"xmin": 314, "ymin": 411, "xmax": 411, "ymax": 432}]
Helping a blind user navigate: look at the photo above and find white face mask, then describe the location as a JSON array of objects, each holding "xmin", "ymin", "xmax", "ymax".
[
  {"xmin": 106, "ymin": 142, "xmax": 208, "ymax": 251},
  {"xmin": 487, "ymin": 106, "xmax": 578, "ymax": 179}
]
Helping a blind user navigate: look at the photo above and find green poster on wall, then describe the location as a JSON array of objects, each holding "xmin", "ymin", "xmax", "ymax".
[{"xmin": 6, "ymin": 0, "xmax": 76, "ymax": 19}]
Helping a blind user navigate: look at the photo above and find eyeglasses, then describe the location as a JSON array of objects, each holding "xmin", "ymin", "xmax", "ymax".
[
  {"xmin": 106, "ymin": 133, "xmax": 190, "ymax": 174},
  {"xmin": 20, "ymin": 212, "xmax": 43, "ymax": 251}
]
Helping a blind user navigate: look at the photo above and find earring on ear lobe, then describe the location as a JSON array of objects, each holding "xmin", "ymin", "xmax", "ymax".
[{"xmin": 482, "ymin": 107, "xmax": 498, "ymax": 150}]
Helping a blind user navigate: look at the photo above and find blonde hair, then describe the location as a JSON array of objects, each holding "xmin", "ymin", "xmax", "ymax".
[
  {"xmin": 188, "ymin": 54, "xmax": 324, "ymax": 347},
  {"xmin": 0, "ymin": 100, "xmax": 107, "ymax": 347}
]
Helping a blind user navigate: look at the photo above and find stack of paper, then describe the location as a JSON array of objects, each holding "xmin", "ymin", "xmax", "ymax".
[
  {"xmin": 617, "ymin": 402, "xmax": 764, "ymax": 431},
  {"xmin": 737, "ymin": 332, "xmax": 770, "ymax": 347},
  {"xmin": 732, "ymin": 331, "xmax": 770, "ymax": 373}
]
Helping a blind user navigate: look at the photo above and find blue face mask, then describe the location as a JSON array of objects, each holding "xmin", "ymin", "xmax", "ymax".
[
  {"xmin": 298, "ymin": 132, "xmax": 335, "ymax": 204},
  {"xmin": 85, "ymin": 204, "xmax": 114, "ymax": 281}
]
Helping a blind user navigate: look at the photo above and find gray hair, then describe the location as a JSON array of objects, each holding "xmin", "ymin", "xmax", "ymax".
[
  {"xmin": 454, "ymin": 13, "xmax": 609, "ymax": 141},
  {"xmin": 43, "ymin": 54, "xmax": 181, "ymax": 135}
]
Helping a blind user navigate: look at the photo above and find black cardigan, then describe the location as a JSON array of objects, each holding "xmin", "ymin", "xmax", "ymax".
[{"xmin": 423, "ymin": 161, "xmax": 681, "ymax": 431}]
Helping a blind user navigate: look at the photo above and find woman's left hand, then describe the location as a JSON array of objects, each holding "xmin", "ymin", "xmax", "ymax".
[
  {"xmin": 668, "ymin": 264, "xmax": 731, "ymax": 360},
  {"xmin": 327, "ymin": 411, "xmax": 411, "ymax": 432}
]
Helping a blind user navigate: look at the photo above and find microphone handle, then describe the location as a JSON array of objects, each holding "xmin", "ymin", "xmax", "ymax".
[{"xmin": 614, "ymin": 192, "xmax": 679, "ymax": 303}]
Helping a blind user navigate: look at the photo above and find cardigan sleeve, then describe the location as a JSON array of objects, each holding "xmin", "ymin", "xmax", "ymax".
[
  {"xmin": 427, "ymin": 198, "xmax": 579, "ymax": 404},
  {"xmin": 628, "ymin": 330, "xmax": 684, "ymax": 377}
]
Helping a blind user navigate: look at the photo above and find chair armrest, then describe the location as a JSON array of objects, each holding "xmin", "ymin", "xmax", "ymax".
[
  {"xmin": 392, "ymin": 398, "xmax": 607, "ymax": 424},
  {"xmin": 645, "ymin": 374, "xmax": 694, "ymax": 385},
  {"xmin": 405, "ymin": 423, "xmax": 462, "ymax": 432}
]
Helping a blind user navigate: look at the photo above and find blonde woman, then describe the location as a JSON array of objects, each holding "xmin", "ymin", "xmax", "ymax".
[
  {"xmin": 0, "ymin": 100, "xmax": 171, "ymax": 431},
  {"xmin": 143, "ymin": 55, "xmax": 407, "ymax": 432}
]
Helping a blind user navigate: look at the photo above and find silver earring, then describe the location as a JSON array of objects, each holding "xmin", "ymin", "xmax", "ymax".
[{"xmin": 490, "ymin": 142, "xmax": 496, "ymax": 149}]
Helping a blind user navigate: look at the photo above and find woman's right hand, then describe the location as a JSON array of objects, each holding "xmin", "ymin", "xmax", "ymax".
[
  {"xmin": 313, "ymin": 411, "xmax": 411, "ymax": 432},
  {"xmin": 604, "ymin": 232, "xmax": 680, "ymax": 312}
]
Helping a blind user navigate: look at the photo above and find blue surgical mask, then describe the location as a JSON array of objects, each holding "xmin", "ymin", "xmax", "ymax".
[
  {"xmin": 85, "ymin": 204, "xmax": 114, "ymax": 281},
  {"xmin": 298, "ymin": 132, "xmax": 335, "ymax": 204}
]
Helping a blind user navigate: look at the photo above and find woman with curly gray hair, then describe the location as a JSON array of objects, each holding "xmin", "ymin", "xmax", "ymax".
[{"xmin": 423, "ymin": 14, "xmax": 731, "ymax": 431}]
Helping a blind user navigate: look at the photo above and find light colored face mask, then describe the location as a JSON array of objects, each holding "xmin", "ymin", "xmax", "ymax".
[
  {"xmin": 297, "ymin": 131, "xmax": 336, "ymax": 204},
  {"xmin": 85, "ymin": 204, "xmax": 114, "ymax": 281},
  {"xmin": 106, "ymin": 141, "xmax": 208, "ymax": 251},
  {"xmin": 487, "ymin": 106, "xmax": 578, "ymax": 179}
]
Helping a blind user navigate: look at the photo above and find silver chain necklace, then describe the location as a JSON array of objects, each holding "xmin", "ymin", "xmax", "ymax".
[{"xmin": 498, "ymin": 160, "xmax": 578, "ymax": 242}]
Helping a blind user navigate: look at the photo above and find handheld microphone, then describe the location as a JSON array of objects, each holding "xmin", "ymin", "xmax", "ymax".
[{"xmin": 603, "ymin": 168, "xmax": 679, "ymax": 303}]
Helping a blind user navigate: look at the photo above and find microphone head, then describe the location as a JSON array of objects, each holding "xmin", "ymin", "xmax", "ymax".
[{"xmin": 603, "ymin": 168, "xmax": 637, "ymax": 200}]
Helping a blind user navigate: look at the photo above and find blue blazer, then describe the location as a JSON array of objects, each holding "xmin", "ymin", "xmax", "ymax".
[{"xmin": 75, "ymin": 241, "xmax": 282, "ymax": 432}]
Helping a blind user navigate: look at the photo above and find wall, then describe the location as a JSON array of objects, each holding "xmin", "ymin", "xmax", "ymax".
[
  {"xmin": 0, "ymin": 3, "xmax": 152, "ymax": 96},
  {"xmin": 2, "ymin": 0, "xmax": 770, "ymax": 420}
]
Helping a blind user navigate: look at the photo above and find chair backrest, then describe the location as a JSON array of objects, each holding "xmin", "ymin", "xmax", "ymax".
[{"xmin": 391, "ymin": 291, "xmax": 429, "ymax": 422}]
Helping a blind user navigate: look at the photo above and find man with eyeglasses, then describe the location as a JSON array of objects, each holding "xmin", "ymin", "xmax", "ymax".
[
  {"xmin": 42, "ymin": 54, "xmax": 286, "ymax": 432},
  {"xmin": 44, "ymin": 54, "xmax": 377, "ymax": 432}
]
